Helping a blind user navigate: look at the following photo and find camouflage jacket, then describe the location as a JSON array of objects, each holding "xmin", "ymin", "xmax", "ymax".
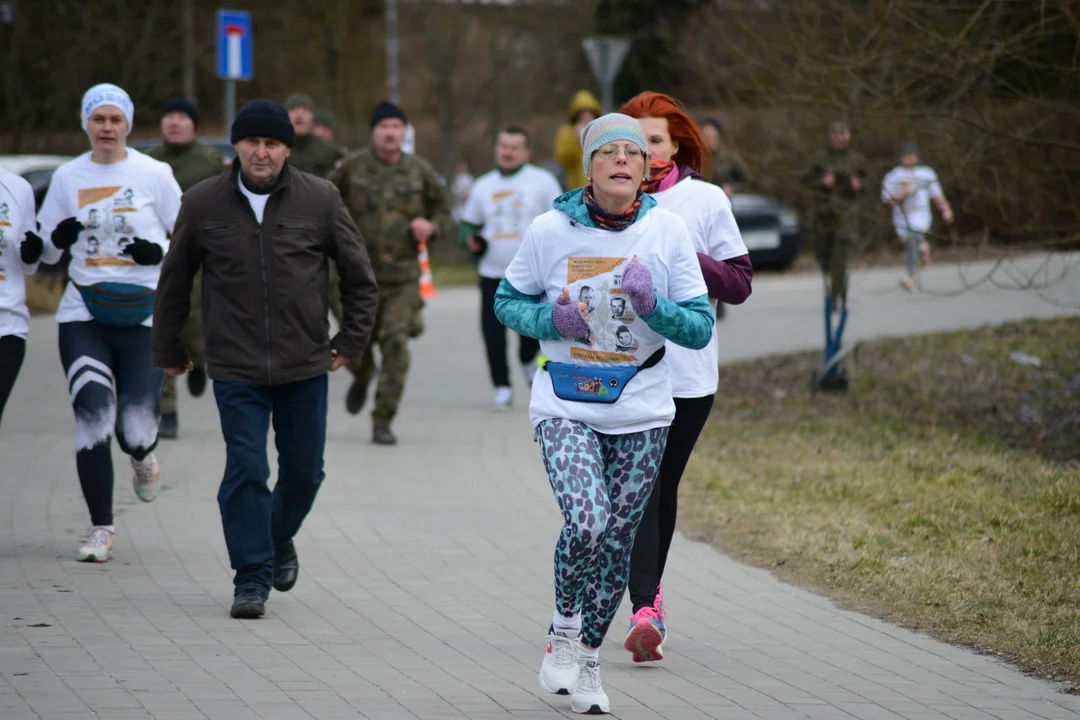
[
  {"xmin": 144, "ymin": 140, "xmax": 226, "ymax": 192},
  {"xmin": 289, "ymin": 133, "xmax": 345, "ymax": 179},
  {"xmin": 805, "ymin": 146, "xmax": 868, "ymax": 207},
  {"xmin": 710, "ymin": 146, "xmax": 751, "ymax": 192},
  {"xmin": 328, "ymin": 149, "xmax": 452, "ymax": 285}
]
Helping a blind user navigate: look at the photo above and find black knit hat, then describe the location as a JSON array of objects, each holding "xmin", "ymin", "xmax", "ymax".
[
  {"xmin": 162, "ymin": 97, "xmax": 199, "ymax": 128},
  {"xmin": 230, "ymin": 99, "xmax": 295, "ymax": 147},
  {"xmin": 370, "ymin": 101, "xmax": 407, "ymax": 129}
]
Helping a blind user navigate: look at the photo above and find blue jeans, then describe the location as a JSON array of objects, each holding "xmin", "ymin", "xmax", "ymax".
[{"xmin": 213, "ymin": 374, "xmax": 328, "ymax": 596}]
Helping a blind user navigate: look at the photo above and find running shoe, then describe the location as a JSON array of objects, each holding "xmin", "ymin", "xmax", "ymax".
[
  {"xmin": 624, "ymin": 606, "xmax": 665, "ymax": 663},
  {"xmin": 571, "ymin": 660, "xmax": 610, "ymax": 714},
  {"xmin": 540, "ymin": 629, "xmax": 580, "ymax": 695},
  {"xmin": 132, "ymin": 452, "xmax": 160, "ymax": 502},
  {"xmin": 77, "ymin": 526, "xmax": 114, "ymax": 563}
]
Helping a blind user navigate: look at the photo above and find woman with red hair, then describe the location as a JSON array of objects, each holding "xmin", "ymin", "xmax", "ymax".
[{"xmin": 618, "ymin": 90, "xmax": 753, "ymax": 663}]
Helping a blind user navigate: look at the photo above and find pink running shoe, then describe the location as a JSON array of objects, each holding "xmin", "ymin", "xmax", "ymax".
[{"xmin": 624, "ymin": 606, "xmax": 665, "ymax": 663}]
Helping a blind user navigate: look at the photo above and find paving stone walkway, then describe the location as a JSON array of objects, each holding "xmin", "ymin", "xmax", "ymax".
[{"xmin": 2, "ymin": 255, "xmax": 1078, "ymax": 719}]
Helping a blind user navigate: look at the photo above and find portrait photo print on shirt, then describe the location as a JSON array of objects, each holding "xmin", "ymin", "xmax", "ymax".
[{"xmin": 563, "ymin": 255, "xmax": 649, "ymax": 364}]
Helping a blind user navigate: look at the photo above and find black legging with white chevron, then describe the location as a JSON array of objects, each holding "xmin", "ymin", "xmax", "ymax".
[{"xmin": 59, "ymin": 320, "xmax": 164, "ymax": 526}]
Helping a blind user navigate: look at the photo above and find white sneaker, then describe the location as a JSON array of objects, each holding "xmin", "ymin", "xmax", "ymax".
[
  {"xmin": 539, "ymin": 632, "xmax": 580, "ymax": 695},
  {"xmin": 571, "ymin": 660, "xmax": 610, "ymax": 714},
  {"xmin": 77, "ymin": 526, "xmax": 115, "ymax": 563},
  {"xmin": 132, "ymin": 452, "xmax": 160, "ymax": 502},
  {"xmin": 493, "ymin": 386, "xmax": 513, "ymax": 409}
]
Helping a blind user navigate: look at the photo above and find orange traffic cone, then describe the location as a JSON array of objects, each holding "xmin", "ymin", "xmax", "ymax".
[{"xmin": 418, "ymin": 240, "xmax": 436, "ymax": 300}]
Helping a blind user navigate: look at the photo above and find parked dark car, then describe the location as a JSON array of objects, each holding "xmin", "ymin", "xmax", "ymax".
[{"xmin": 729, "ymin": 192, "xmax": 802, "ymax": 271}]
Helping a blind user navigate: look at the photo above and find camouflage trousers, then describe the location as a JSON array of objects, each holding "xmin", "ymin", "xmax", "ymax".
[
  {"xmin": 329, "ymin": 261, "xmax": 424, "ymax": 340},
  {"xmin": 330, "ymin": 274, "xmax": 420, "ymax": 425},
  {"xmin": 811, "ymin": 209, "xmax": 860, "ymax": 306},
  {"xmin": 160, "ymin": 271, "xmax": 205, "ymax": 415}
]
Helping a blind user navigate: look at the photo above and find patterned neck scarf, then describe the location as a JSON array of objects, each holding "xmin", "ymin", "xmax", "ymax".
[
  {"xmin": 583, "ymin": 184, "xmax": 643, "ymax": 231},
  {"xmin": 642, "ymin": 158, "xmax": 677, "ymax": 194}
]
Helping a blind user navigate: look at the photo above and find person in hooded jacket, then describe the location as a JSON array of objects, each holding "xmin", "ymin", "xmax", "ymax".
[{"xmin": 553, "ymin": 90, "xmax": 602, "ymax": 191}]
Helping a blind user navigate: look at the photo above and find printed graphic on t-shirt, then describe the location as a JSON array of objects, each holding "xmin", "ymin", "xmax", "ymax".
[
  {"xmin": 488, "ymin": 189, "xmax": 528, "ymax": 241},
  {"xmin": 0, "ymin": 226, "xmax": 8, "ymax": 281},
  {"xmin": 78, "ymin": 186, "xmax": 137, "ymax": 268},
  {"xmin": 564, "ymin": 256, "xmax": 648, "ymax": 365}
]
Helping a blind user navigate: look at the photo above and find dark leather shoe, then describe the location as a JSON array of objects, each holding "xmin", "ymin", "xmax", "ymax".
[
  {"xmin": 230, "ymin": 589, "xmax": 266, "ymax": 618},
  {"xmin": 345, "ymin": 380, "xmax": 367, "ymax": 415},
  {"xmin": 158, "ymin": 412, "xmax": 178, "ymax": 440},
  {"xmin": 187, "ymin": 367, "xmax": 207, "ymax": 397},
  {"xmin": 272, "ymin": 540, "xmax": 299, "ymax": 592},
  {"xmin": 372, "ymin": 424, "xmax": 397, "ymax": 445}
]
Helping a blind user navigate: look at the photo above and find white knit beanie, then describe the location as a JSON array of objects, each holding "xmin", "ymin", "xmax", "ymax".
[{"xmin": 81, "ymin": 83, "xmax": 134, "ymax": 135}]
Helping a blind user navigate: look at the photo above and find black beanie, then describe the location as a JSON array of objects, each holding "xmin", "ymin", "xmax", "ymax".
[
  {"xmin": 162, "ymin": 97, "xmax": 199, "ymax": 128},
  {"xmin": 370, "ymin": 101, "xmax": 407, "ymax": 129},
  {"xmin": 230, "ymin": 99, "xmax": 296, "ymax": 147}
]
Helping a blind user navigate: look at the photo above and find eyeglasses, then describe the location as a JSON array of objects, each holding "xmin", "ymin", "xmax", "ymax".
[{"xmin": 595, "ymin": 143, "xmax": 644, "ymax": 161}]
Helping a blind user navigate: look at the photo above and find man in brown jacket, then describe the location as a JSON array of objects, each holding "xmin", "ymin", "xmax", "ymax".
[{"xmin": 151, "ymin": 99, "xmax": 379, "ymax": 620}]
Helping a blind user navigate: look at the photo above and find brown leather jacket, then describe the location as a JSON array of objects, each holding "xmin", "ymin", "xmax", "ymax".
[{"xmin": 153, "ymin": 163, "xmax": 379, "ymax": 385}]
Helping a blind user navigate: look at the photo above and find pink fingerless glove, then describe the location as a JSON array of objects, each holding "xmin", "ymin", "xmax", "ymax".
[
  {"xmin": 620, "ymin": 261, "xmax": 657, "ymax": 316},
  {"xmin": 552, "ymin": 295, "xmax": 591, "ymax": 340}
]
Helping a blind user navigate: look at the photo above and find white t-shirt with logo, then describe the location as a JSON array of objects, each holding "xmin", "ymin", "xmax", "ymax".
[
  {"xmin": 881, "ymin": 165, "xmax": 943, "ymax": 233},
  {"xmin": 462, "ymin": 164, "xmax": 564, "ymax": 279},
  {"xmin": 503, "ymin": 206, "xmax": 708, "ymax": 434},
  {"xmin": 0, "ymin": 171, "xmax": 40, "ymax": 339},
  {"xmin": 39, "ymin": 149, "xmax": 183, "ymax": 326},
  {"xmin": 652, "ymin": 178, "xmax": 747, "ymax": 398}
]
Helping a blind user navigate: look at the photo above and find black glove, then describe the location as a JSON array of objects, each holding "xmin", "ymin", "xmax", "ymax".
[
  {"xmin": 50, "ymin": 217, "xmax": 84, "ymax": 251},
  {"xmin": 469, "ymin": 234, "xmax": 488, "ymax": 259},
  {"xmin": 120, "ymin": 237, "xmax": 163, "ymax": 266},
  {"xmin": 20, "ymin": 230, "xmax": 44, "ymax": 264}
]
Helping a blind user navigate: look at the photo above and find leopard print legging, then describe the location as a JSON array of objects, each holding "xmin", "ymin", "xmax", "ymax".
[{"xmin": 535, "ymin": 418, "xmax": 669, "ymax": 649}]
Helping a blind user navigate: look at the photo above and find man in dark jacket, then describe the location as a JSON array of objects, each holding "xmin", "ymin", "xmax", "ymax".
[{"xmin": 152, "ymin": 99, "xmax": 379, "ymax": 620}]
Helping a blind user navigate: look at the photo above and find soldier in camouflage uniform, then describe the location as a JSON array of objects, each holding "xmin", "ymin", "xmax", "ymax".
[
  {"xmin": 804, "ymin": 121, "xmax": 867, "ymax": 305},
  {"xmin": 327, "ymin": 101, "xmax": 452, "ymax": 445},
  {"xmin": 284, "ymin": 93, "xmax": 345, "ymax": 178},
  {"xmin": 145, "ymin": 98, "xmax": 227, "ymax": 439},
  {"xmin": 700, "ymin": 117, "xmax": 751, "ymax": 196}
]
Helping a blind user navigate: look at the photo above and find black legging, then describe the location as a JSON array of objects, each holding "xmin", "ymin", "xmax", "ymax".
[
  {"xmin": 628, "ymin": 394, "xmax": 715, "ymax": 613},
  {"xmin": 0, "ymin": 335, "xmax": 27, "ymax": 429},
  {"xmin": 480, "ymin": 276, "xmax": 539, "ymax": 387}
]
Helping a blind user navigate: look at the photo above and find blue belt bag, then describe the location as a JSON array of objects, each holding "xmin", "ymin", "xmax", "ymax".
[
  {"xmin": 75, "ymin": 282, "xmax": 156, "ymax": 328},
  {"xmin": 538, "ymin": 347, "xmax": 666, "ymax": 404}
]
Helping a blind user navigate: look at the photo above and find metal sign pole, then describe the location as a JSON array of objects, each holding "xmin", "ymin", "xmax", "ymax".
[
  {"xmin": 224, "ymin": 79, "xmax": 236, "ymax": 133},
  {"xmin": 386, "ymin": 0, "xmax": 400, "ymax": 105}
]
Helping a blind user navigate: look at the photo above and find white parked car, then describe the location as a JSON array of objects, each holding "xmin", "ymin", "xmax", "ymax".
[{"xmin": 0, "ymin": 154, "xmax": 73, "ymax": 209}]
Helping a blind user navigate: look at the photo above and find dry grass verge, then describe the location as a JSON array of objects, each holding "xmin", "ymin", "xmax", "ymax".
[{"xmin": 681, "ymin": 317, "xmax": 1080, "ymax": 686}]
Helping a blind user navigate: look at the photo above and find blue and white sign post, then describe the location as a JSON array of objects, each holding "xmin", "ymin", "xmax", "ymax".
[{"xmin": 216, "ymin": 8, "xmax": 253, "ymax": 133}]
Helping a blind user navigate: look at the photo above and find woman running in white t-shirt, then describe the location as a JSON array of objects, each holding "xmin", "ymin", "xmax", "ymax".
[
  {"xmin": 0, "ymin": 169, "xmax": 43, "ymax": 426},
  {"xmin": 620, "ymin": 91, "xmax": 753, "ymax": 663},
  {"xmin": 495, "ymin": 113, "xmax": 714, "ymax": 715},
  {"xmin": 38, "ymin": 84, "xmax": 183, "ymax": 563}
]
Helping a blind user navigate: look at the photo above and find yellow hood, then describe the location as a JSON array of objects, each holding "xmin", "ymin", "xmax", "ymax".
[{"xmin": 567, "ymin": 90, "xmax": 601, "ymax": 122}]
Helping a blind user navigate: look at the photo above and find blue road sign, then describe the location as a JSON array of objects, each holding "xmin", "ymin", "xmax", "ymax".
[{"xmin": 216, "ymin": 9, "xmax": 253, "ymax": 81}]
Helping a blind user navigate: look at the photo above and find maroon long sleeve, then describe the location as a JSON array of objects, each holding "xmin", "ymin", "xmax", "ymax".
[{"xmin": 697, "ymin": 252, "xmax": 753, "ymax": 304}]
